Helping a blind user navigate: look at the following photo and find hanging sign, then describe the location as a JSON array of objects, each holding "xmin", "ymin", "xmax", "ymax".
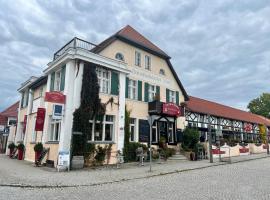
[
  {"xmin": 35, "ymin": 108, "xmax": 46, "ymax": 131},
  {"xmin": 162, "ymin": 103, "xmax": 181, "ymax": 117},
  {"xmin": 45, "ymin": 92, "xmax": 66, "ymax": 104},
  {"xmin": 244, "ymin": 123, "xmax": 252, "ymax": 132}
]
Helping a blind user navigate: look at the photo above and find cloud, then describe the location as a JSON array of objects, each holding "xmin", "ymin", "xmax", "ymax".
[{"xmin": 0, "ymin": 0, "xmax": 269, "ymax": 112}]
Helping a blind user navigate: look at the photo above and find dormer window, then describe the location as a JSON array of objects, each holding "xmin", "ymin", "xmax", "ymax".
[
  {"xmin": 159, "ymin": 69, "xmax": 165, "ymax": 75},
  {"xmin": 115, "ymin": 52, "xmax": 124, "ymax": 61}
]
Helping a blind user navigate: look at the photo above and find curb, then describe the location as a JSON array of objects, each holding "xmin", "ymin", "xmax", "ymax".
[{"xmin": 0, "ymin": 156, "xmax": 268, "ymax": 189}]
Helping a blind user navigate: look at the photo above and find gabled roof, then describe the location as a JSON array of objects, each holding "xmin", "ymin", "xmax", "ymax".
[
  {"xmin": 1, "ymin": 101, "xmax": 19, "ymax": 118},
  {"xmin": 29, "ymin": 75, "xmax": 47, "ymax": 90},
  {"xmin": 186, "ymin": 96, "xmax": 270, "ymax": 126},
  {"xmin": 92, "ymin": 25, "xmax": 189, "ymax": 101}
]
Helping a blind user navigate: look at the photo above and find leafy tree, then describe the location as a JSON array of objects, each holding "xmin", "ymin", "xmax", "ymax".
[{"xmin": 247, "ymin": 93, "xmax": 270, "ymax": 118}]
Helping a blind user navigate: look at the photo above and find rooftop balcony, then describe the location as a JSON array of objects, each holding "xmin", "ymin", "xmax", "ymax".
[{"xmin": 53, "ymin": 37, "xmax": 97, "ymax": 60}]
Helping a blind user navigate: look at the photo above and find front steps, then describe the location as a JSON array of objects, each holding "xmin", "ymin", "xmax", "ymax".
[{"xmin": 168, "ymin": 152, "xmax": 187, "ymax": 161}]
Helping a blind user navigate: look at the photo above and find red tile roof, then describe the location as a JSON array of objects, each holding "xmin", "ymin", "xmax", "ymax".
[
  {"xmin": 116, "ymin": 25, "xmax": 169, "ymax": 57},
  {"xmin": 1, "ymin": 101, "xmax": 19, "ymax": 118},
  {"xmin": 0, "ymin": 115, "xmax": 7, "ymax": 125},
  {"xmin": 186, "ymin": 96, "xmax": 270, "ymax": 126}
]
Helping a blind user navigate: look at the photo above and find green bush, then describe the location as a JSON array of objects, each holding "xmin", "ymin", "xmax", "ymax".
[
  {"xmin": 8, "ymin": 142, "xmax": 15, "ymax": 149},
  {"xmin": 181, "ymin": 128, "xmax": 200, "ymax": 151},
  {"xmin": 123, "ymin": 142, "xmax": 147, "ymax": 162},
  {"xmin": 17, "ymin": 143, "xmax": 25, "ymax": 150},
  {"xmin": 34, "ymin": 142, "xmax": 43, "ymax": 152}
]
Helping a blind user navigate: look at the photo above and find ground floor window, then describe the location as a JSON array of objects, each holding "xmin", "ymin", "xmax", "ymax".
[
  {"xmin": 88, "ymin": 115, "xmax": 114, "ymax": 142},
  {"xmin": 49, "ymin": 117, "xmax": 61, "ymax": 141},
  {"xmin": 168, "ymin": 122, "xmax": 174, "ymax": 143},
  {"xmin": 31, "ymin": 117, "xmax": 37, "ymax": 142},
  {"xmin": 130, "ymin": 118, "xmax": 136, "ymax": 142}
]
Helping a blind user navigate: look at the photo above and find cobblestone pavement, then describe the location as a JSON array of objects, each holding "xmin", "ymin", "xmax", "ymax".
[{"xmin": 1, "ymin": 157, "xmax": 270, "ymax": 200}]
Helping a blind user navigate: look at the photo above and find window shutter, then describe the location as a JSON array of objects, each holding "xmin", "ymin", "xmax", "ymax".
[
  {"xmin": 60, "ymin": 65, "xmax": 66, "ymax": 91},
  {"xmin": 125, "ymin": 77, "xmax": 129, "ymax": 98},
  {"xmin": 144, "ymin": 82, "xmax": 149, "ymax": 102},
  {"xmin": 176, "ymin": 91, "xmax": 179, "ymax": 105},
  {"xmin": 166, "ymin": 89, "xmax": 170, "ymax": 103},
  {"xmin": 137, "ymin": 80, "xmax": 142, "ymax": 101},
  {"xmin": 156, "ymin": 86, "xmax": 160, "ymax": 100},
  {"xmin": 111, "ymin": 71, "xmax": 119, "ymax": 95},
  {"xmin": 50, "ymin": 72, "xmax": 55, "ymax": 91}
]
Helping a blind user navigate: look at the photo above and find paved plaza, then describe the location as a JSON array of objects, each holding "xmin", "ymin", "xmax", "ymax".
[{"xmin": 1, "ymin": 154, "xmax": 270, "ymax": 199}]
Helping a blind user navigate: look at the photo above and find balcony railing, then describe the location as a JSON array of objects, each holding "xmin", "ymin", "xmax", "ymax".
[{"xmin": 53, "ymin": 37, "xmax": 97, "ymax": 60}]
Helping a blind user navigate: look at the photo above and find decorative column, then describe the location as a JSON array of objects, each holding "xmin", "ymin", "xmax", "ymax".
[
  {"xmin": 117, "ymin": 72, "xmax": 126, "ymax": 152},
  {"xmin": 58, "ymin": 60, "xmax": 76, "ymax": 152},
  {"xmin": 14, "ymin": 95, "xmax": 22, "ymax": 144},
  {"xmin": 73, "ymin": 61, "xmax": 84, "ymax": 109},
  {"xmin": 41, "ymin": 73, "xmax": 51, "ymax": 144},
  {"xmin": 23, "ymin": 89, "xmax": 33, "ymax": 145}
]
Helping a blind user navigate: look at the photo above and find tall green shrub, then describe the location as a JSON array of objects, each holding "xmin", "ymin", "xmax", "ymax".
[
  {"xmin": 72, "ymin": 62, "xmax": 104, "ymax": 157},
  {"xmin": 123, "ymin": 106, "xmax": 131, "ymax": 161},
  {"xmin": 182, "ymin": 128, "xmax": 200, "ymax": 151}
]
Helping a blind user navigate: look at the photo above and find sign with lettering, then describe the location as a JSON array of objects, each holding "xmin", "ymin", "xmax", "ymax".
[
  {"xmin": 162, "ymin": 103, "xmax": 181, "ymax": 117},
  {"xmin": 23, "ymin": 115, "xmax": 27, "ymax": 133},
  {"xmin": 58, "ymin": 151, "xmax": 70, "ymax": 168},
  {"xmin": 52, "ymin": 104, "xmax": 63, "ymax": 120},
  {"xmin": 35, "ymin": 108, "xmax": 46, "ymax": 131},
  {"xmin": 45, "ymin": 92, "xmax": 66, "ymax": 104}
]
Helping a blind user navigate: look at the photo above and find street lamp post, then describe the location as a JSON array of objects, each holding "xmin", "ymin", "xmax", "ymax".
[{"xmin": 148, "ymin": 115, "xmax": 153, "ymax": 172}]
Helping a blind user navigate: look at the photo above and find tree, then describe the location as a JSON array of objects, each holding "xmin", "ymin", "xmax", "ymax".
[{"xmin": 247, "ymin": 93, "xmax": 270, "ymax": 118}]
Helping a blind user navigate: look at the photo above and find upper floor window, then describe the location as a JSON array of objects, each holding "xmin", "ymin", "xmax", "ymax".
[
  {"xmin": 21, "ymin": 90, "xmax": 29, "ymax": 108},
  {"xmin": 159, "ymin": 69, "xmax": 165, "ymax": 75},
  {"xmin": 115, "ymin": 52, "xmax": 124, "ymax": 61},
  {"xmin": 168, "ymin": 90, "xmax": 176, "ymax": 103},
  {"xmin": 145, "ymin": 55, "xmax": 151, "ymax": 70},
  {"xmin": 54, "ymin": 70, "xmax": 61, "ymax": 91},
  {"xmin": 135, "ymin": 51, "xmax": 141, "ymax": 66},
  {"xmin": 148, "ymin": 84, "xmax": 156, "ymax": 102},
  {"xmin": 96, "ymin": 67, "xmax": 110, "ymax": 94},
  {"xmin": 128, "ymin": 79, "xmax": 137, "ymax": 100}
]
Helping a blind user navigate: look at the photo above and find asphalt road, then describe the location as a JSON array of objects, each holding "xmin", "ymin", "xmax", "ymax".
[{"xmin": 1, "ymin": 158, "xmax": 270, "ymax": 200}]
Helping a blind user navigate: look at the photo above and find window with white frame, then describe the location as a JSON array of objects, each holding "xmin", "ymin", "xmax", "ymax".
[
  {"xmin": 96, "ymin": 67, "xmax": 110, "ymax": 94},
  {"xmin": 130, "ymin": 118, "xmax": 136, "ymax": 142},
  {"xmin": 152, "ymin": 121, "xmax": 158, "ymax": 143},
  {"xmin": 115, "ymin": 52, "xmax": 124, "ymax": 61},
  {"xmin": 128, "ymin": 79, "xmax": 137, "ymax": 100},
  {"xmin": 148, "ymin": 84, "xmax": 156, "ymax": 102},
  {"xmin": 135, "ymin": 51, "xmax": 141, "ymax": 66},
  {"xmin": 88, "ymin": 115, "xmax": 114, "ymax": 142},
  {"xmin": 159, "ymin": 69, "xmax": 165, "ymax": 75},
  {"xmin": 31, "ymin": 117, "xmax": 37, "ymax": 142},
  {"xmin": 168, "ymin": 122, "xmax": 174, "ymax": 143},
  {"xmin": 169, "ymin": 90, "xmax": 176, "ymax": 103},
  {"xmin": 54, "ymin": 70, "xmax": 61, "ymax": 91},
  {"xmin": 49, "ymin": 117, "xmax": 61, "ymax": 141},
  {"xmin": 145, "ymin": 55, "xmax": 151, "ymax": 70}
]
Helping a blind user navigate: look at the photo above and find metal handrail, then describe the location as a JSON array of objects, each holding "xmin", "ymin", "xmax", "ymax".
[{"xmin": 53, "ymin": 37, "xmax": 97, "ymax": 60}]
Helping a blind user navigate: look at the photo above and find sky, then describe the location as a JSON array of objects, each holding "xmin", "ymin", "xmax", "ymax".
[{"xmin": 0, "ymin": 0, "xmax": 269, "ymax": 111}]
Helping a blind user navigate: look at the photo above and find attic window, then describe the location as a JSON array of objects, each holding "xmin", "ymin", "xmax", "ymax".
[
  {"xmin": 159, "ymin": 69, "xmax": 165, "ymax": 75},
  {"xmin": 115, "ymin": 52, "xmax": 124, "ymax": 61}
]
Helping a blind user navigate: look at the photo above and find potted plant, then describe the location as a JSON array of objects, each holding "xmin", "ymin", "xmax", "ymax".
[
  {"xmin": 8, "ymin": 142, "xmax": 15, "ymax": 158},
  {"xmin": 17, "ymin": 143, "xmax": 25, "ymax": 160},
  {"xmin": 34, "ymin": 142, "xmax": 43, "ymax": 163}
]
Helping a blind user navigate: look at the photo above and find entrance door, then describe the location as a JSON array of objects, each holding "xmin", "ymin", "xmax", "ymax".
[{"xmin": 158, "ymin": 121, "xmax": 168, "ymax": 143}]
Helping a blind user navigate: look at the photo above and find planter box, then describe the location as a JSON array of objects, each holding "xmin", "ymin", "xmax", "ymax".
[
  {"xmin": 250, "ymin": 144, "xmax": 267, "ymax": 154},
  {"xmin": 71, "ymin": 156, "xmax": 84, "ymax": 169}
]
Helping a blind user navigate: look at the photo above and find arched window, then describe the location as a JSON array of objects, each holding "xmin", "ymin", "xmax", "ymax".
[
  {"xmin": 115, "ymin": 52, "xmax": 124, "ymax": 61},
  {"xmin": 159, "ymin": 69, "xmax": 165, "ymax": 75}
]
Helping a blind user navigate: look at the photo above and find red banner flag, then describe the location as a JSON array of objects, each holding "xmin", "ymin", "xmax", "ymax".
[{"xmin": 35, "ymin": 108, "xmax": 46, "ymax": 131}]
